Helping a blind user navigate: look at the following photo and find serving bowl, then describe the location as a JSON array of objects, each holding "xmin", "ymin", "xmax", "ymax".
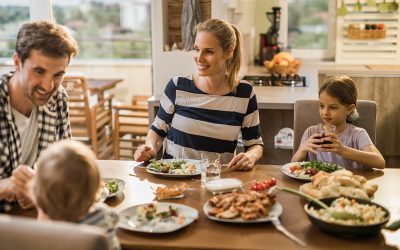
[{"xmin": 304, "ymin": 197, "xmax": 390, "ymax": 237}]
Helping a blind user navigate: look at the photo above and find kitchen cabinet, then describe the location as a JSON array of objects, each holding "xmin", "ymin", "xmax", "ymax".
[{"xmin": 319, "ymin": 66, "xmax": 400, "ymax": 167}]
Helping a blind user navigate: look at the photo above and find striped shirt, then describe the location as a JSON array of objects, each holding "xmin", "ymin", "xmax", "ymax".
[{"xmin": 151, "ymin": 75, "xmax": 263, "ymax": 164}]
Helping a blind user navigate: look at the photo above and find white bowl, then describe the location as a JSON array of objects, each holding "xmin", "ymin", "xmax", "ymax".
[{"xmin": 204, "ymin": 178, "xmax": 242, "ymax": 194}]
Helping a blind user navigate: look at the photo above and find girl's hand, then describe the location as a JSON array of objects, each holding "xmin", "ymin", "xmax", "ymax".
[
  {"xmin": 134, "ymin": 145, "xmax": 156, "ymax": 162},
  {"xmin": 228, "ymin": 152, "xmax": 256, "ymax": 171},
  {"xmin": 319, "ymin": 132, "xmax": 343, "ymax": 153},
  {"xmin": 301, "ymin": 133, "xmax": 322, "ymax": 154}
]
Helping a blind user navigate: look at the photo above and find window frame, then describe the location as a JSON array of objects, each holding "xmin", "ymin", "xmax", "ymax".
[
  {"xmin": 278, "ymin": 0, "xmax": 336, "ymax": 61},
  {"xmin": 0, "ymin": 0, "xmax": 151, "ymax": 64}
]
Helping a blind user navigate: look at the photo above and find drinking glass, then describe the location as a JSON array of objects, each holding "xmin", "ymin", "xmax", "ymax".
[
  {"xmin": 200, "ymin": 152, "xmax": 221, "ymax": 185},
  {"xmin": 316, "ymin": 123, "xmax": 336, "ymax": 145}
]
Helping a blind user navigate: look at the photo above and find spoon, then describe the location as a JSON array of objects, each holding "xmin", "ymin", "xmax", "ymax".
[
  {"xmin": 379, "ymin": 0, "xmax": 389, "ymax": 12},
  {"xmin": 354, "ymin": 0, "xmax": 362, "ymax": 12},
  {"xmin": 337, "ymin": 0, "xmax": 348, "ymax": 16},
  {"xmin": 367, "ymin": 0, "xmax": 376, "ymax": 7},
  {"xmin": 389, "ymin": 0, "xmax": 398, "ymax": 11},
  {"xmin": 276, "ymin": 186, "xmax": 362, "ymax": 220}
]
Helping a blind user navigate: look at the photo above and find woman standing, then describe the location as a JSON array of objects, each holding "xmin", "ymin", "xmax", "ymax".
[{"xmin": 135, "ymin": 19, "xmax": 263, "ymax": 170}]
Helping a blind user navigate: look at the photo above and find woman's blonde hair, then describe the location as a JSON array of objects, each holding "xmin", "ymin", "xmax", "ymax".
[
  {"xmin": 196, "ymin": 18, "xmax": 242, "ymax": 92},
  {"xmin": 33, "ymin": 140, "xmax": 100, "ymax": 222}
]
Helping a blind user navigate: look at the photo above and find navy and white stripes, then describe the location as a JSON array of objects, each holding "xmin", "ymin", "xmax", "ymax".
[{"xmin": 151, "ymin": 75, "xmax": 263, "ymax": 164}]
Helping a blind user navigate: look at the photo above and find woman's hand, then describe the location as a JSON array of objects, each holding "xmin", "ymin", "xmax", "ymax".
[
  {"xmin": 134, "ymin": 145, "xmax": 156, "ymax": 162},
  {"xmin": 228, "ymin": 152, "xmax": 256, "ymax": 171}
]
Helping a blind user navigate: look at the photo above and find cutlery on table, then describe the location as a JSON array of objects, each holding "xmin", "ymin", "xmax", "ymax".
[{"xmin": 270, "ymin": 216, "xmax": 306, "ymax": 247}]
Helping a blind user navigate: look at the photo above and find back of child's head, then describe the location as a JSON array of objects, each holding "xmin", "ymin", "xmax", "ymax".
[
  {"xmin": 33, "ymin": 140, "xmax": 100, "ymax": 222},
  {"xmin": 319, "ymin": 75, "xmax": 359, "ymax": 121}
]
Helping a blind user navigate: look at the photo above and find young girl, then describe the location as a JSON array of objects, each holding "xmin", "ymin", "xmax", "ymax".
[
  {"xmin": 31, "ymin": 140, "xmax": 120, "ymax": 250},
  {"xmin": 291, "ymin": 75, "xmax": 385, "ymax": 169}
]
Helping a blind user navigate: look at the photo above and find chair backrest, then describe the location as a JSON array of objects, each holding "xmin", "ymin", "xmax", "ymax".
[
  {"xmin": 293, "ymin": 99, "xmax": 377, "ymax": 153},
  {"xmin": 91, "ymin": 94, "xmax": 114, "ymax": 159},
  {"xmin": 62, "ymin": 76, "xmax": 91, "ymax": 138},
  {"xmin": 0, "ymin": 215, "xmax": 108, "ymax": 250},
  {"xmin": 113, "ymin": 105, "xmax": 149, "ymax": 160},
  {"xmin": 131, "ymin": 95, "xmax": 150, "ymax": 111}
]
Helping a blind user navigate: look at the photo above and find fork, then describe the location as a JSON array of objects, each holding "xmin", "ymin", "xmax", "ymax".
[{"xmin": 270, "ymin": 216, "xmax": 306, "ymax": 247}]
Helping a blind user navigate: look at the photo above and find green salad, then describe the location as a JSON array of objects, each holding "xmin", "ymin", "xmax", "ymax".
[
  {"xmin": 105, "ymin": 179, "xmax": 119, "ymax": 194},
  {"xmin": 149, "ymin": 160, "xmax": 196, "ymax": 174}
]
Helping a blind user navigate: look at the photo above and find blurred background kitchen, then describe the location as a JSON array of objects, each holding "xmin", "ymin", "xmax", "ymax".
[{"xmin": 0, "ymin": 0, "xmax": 399, "ymax": 166}]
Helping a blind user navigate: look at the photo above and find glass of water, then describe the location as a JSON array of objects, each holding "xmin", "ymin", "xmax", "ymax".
[{"xmin": 200, "ymin": 152, "xmax": 221, "ymax": 185}]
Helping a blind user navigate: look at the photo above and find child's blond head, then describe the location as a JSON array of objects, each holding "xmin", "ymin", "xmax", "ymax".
[{"xmin": 33, "ymin": 140, "xmax": 100, "ymax": 222}]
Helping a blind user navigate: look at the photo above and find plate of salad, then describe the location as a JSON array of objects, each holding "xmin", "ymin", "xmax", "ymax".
[
  {"xmin": 118, "ymin": 202, "xmax": 198, "ymax": 233},
  {"xmin": 146, "ymin": 159, "xmax": 202, "ymax": 177},
  {"xmin": 102, "ymin": 178, "xmax": 125, "ymax": 198},
  {"xmin": 281, "ymin": 161, "xmax": 343, "ymax": 181}
]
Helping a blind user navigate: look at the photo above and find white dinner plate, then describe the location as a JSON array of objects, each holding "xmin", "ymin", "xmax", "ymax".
[
  {"xmin": 146, "ymin": 159, "xmax": 202, "ymax": 177},
  {"xmin": 281, "ymin": 162, "xmax": 312, "ymax": 181},
  {"xmin": 102, "ymin": 178, "xmax": 126, "ymax": 198},
  {"xmin": 203, "ymin": 201, "xmax": 283, "ymax": 223},
  {"xmin": 204, "ymin": 178, "xmax": 242, "ymax": 194},
  {"xmin": 118, "ymin": 202, "xmax": 198, "ymax": 233}
]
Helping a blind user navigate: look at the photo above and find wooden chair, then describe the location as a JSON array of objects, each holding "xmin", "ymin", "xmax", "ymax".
[
  {"xmin": 293, "ymin": 100, "xmax": 377, "ymax": 153},
  {"xmin": 62, "ymin": 76, "xmax": 92, "ymax": 139},
  {"xmin": 0, "ymin": 214, "xmax": 109, "ymax": 250},
  {"xmin": 131, "ymin": 95, "xmax": 149, "ymax": 112},
  {"xmin": 113, "ymin": 105, "xmax": 149, "ymax": 160},
  {"xmin": 91, "ymin": 95, "xmax": 114, "ymax": 159}
]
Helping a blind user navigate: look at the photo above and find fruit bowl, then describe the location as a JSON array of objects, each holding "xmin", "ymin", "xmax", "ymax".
[
  {"xmin": 264, "ymin": 59, "xmax": 302, "ymax": 75},
  {"xmin": 263, "ymin": 51, "xmax": 301, "ymax": 75}
]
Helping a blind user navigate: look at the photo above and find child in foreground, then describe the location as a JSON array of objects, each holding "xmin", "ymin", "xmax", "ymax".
[
  {"xmin": 291, "ymin": 75, "xmax": 385, "ymax": 169},
  {"xmin": 31, "ymin": 140, "xmax": 120, "ymax": 250}
]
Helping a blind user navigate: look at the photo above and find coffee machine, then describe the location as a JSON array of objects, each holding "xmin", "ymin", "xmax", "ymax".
[{"xmin": 259, "ymin": 7, "xmax": 281, "ymax": 65}]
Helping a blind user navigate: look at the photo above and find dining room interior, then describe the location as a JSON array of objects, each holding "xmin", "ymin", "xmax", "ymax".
[{"xmin": 1, "ymin": 0, "xmax": 400, "ymax": 249}]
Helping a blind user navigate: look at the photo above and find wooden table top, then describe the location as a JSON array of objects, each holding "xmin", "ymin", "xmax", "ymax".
[
  {"xmin": 86, "ymin": 78, "xmax": 123, "ymax": 94},
  {"xmin": 98, "ymin": 160, "xmax": 400, "ymax": 250}
]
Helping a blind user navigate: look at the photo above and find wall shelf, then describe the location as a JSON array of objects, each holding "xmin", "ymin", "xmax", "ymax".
[{"xmin": 335, "ymin": 0, "xmax": 400, "ymax": 64}]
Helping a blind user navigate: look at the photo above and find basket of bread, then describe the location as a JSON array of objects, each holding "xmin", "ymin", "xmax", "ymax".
[
  {"xmin": 263, "ymin": 52, "xmax": 302, "ymax": 75},
  {"xmin": 300, "ymin": 169, "xmax": 378, "ymax": 200}
]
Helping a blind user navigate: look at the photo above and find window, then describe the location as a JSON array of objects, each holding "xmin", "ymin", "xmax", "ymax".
[
  {"xmin": 0, "ymin": 0, "xmax": 151, "ymax": 60},
  {"xmin": 52, "ymin": 0, "xmax": 151, "ymax": 59},
  {"xmin": 282, "ymin": 0, "xmax": 335, "ymax": 60},
  {"xmin": 0, "ymin": 0, "xmax": 29, "ymax": 58}
]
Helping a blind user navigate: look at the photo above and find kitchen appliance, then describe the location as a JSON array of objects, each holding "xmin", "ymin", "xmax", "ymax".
[
  {"xmin": 242, "ymin": 75, "xmax": 306, "ymax": 87},
  {"xmin": 259, "ymin": 7, "xmax": 281, "ymax": 65}
]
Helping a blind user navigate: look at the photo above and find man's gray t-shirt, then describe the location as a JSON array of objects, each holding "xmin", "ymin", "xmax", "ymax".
[{"xmin": 300, "ymin": 123, "xmax": 373, "ymax": 169}]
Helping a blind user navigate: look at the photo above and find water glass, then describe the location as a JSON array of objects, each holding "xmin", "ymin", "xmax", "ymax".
[
  {"xmin": 200, "ymin": 152, "xmax": 221, "ymax": 185},
  {"xmin": 316, "ymin": 123, "xmax": 336, "ymax": 145}
]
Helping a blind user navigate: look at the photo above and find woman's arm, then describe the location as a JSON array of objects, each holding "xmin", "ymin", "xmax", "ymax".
[
  {"xmin": 228, "ymin": 144, "xmax": 263, "ymax": 171},
  {"xmin": 134, "ymin": 130, "xmax": 164, "ymax": 162}
]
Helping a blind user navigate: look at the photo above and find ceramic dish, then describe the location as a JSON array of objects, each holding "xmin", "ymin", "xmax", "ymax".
[
  {"xmin": 102, "ymin": 178, "xmax": 126, "ymax": 198},
  {"xmin": 304, "ymin": 197, "xmax": 390, "ymax": 237},
  {"xmin": 146, "ymin": 159, "xmax": 202, "ymax": 177},
  {"xmin": 281, "ymin": 162, "xmax": 343, "ymax": 181},
  {"xmin": 203, "ymin": 201, "xmax": 282, "ymax": 223},
  {"xmin": 204, "ymin": 178, "xmax": 242, "ymax": 194},
  {"xmin": 118, "ymin": 202, "xmax": 198, "ymax": 233}
]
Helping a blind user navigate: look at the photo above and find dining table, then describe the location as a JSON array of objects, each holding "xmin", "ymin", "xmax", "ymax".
[
  {"xmin": 95, "ymin": 160, "xmax": 399, "ymax": 250},
  {"xmin": 86, "ymin": 78, "xmax": 123, "ymax": 101}
]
